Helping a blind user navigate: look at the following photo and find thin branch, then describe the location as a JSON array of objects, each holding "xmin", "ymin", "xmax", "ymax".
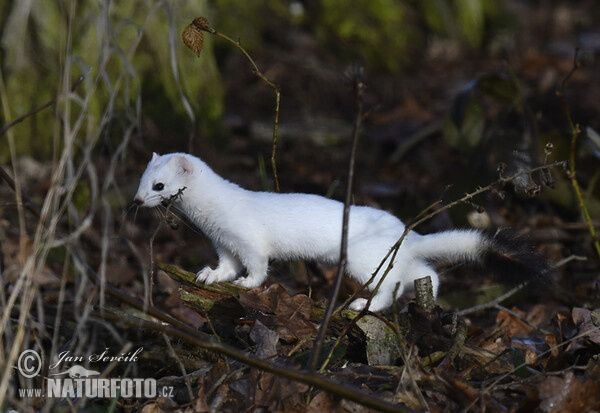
[
  {"xmin": 163, "ymin": 333, "xmax": 194, "ymax": 403},
  {"xmin": 308, "ymin": 69, "xmax": 365, "ymax": 373},
  {"xmin": 147, "ymin": 187, "xmax": 187, "ymax": 307},
  {"xmin": 457, "ymin": 284, "xmax": 525, "ymax": 316},
  {"xmin": 0, "ymin": 167, "xmax": 42, "ymax": 219},
  {"xmin": 185, "ymin": 17, "xmax": 282, "ymax": 192},
  {"xmin": 457, "ymin": 254, "xmax": 586, "ymax": 316},
  {"xmin": 0, "ymin": 74, "xmax": 86, "ymax": 137},
  {"xmin": 556, "ymin": 48, "xmax": 600, "ymax": 258}
]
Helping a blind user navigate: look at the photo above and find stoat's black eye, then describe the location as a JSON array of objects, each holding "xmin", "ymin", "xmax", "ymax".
[{"xmin": 153, "ymin": 183, "xmax": 164, "ymax": 191}]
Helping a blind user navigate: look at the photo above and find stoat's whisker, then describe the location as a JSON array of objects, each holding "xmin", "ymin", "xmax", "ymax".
[{"xmin": 119, "ymin": 202, "xmax": 140, "ymax": 235}]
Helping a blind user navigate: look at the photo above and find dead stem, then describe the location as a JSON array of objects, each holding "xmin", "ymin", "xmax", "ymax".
[
  {"xmin": 186, "ymin": 17, "xmax": 282, "ymax": 192},
  {"xmin": 308, "ymin": 68, "xmax": 365, "ymax": 373},
  {"xmin": 556, "ymin": 48, "xmax": 600, "ymax": 258}
]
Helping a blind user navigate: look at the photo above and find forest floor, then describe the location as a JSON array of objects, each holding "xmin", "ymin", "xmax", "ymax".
[{"xmin": 2, "ymin": 2, "xmax": 600, "ymax": 412}]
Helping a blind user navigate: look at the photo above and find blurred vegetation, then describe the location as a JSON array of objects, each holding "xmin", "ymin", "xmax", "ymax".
[
  {"xmin": 315, "ymin": 0, "xmax": 415, "ymax": 72},
  {"xmin": 1, "ymin": 0, "xmax": 516, "ymax": 161},
  {"xmin": 418, "ymin": 0, "xmax": 499, "ymax": 48},
  {"xmin": 0, "ymin": 1, "xmax": 222, "ymax": 161}
]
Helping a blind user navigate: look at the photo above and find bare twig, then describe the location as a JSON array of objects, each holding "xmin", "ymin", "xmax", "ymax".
[
  {"xmin": 184, "ymin": 17, "xmax": 282, "ymax": 192},
  {"xmin": 0, "ymin": 74, "xmax": 85, "ymax": 137},
  {"xmin": 147, "ymin": 187, "xmax": 187, "ymax": 307},
  {"xmin": 556, "ymin": 48, "xmax": 600, "ymax": 258},
  {"xmin": 0, "ymin": 167, "xmax": 42, "ymax": 219},
  {"xmin": 457, "ymin": 284, "xmax": 525, "ymax": 316},
  {"xmin": 163, "ymin": 333, "xmax": 194, "ymax": 403},
  {"xmin": 457, "ymin": 254, "xmax": 586, "ymax": 316},
  {"xmin": 308, "ymin": 68, "xmax": 365, "ymax": 373}
]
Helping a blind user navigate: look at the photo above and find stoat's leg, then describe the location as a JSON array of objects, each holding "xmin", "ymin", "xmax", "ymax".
[
  {"xmin": 349, "ymin": 262, "xmax": 439, "ymax": 312},
  {"xmin": 196, "ymin": 247, "xmax": 242, "ymax": 284},
  {"xmin": 232, "ymin": 254, "xmax": 269, "ymax": 288},
  {"xmin": 349, "ymin": 288, "xmax": 398, "ymax": 312}
]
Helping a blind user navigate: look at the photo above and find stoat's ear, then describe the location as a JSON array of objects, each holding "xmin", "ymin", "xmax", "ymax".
[
  {"xmin": 151, "ymin": 152, "xmax": 160, "ymax": 162},
  {"xmin": 173, "ymin": 154, "xmax": 194, "ymax": 175}
]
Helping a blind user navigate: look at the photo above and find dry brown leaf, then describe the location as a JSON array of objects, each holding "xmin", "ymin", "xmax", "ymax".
[
  {"xmin": 524, "ymin": 303, "xmax": 551, "ymax": 327},
  {"xmin": 1, "ymin": 235, "xmax": 59, "ymax": 285},
  {"xmin": 238, "ymin": 284, "xmax": 315, "ymax": 343},
  {"xmin": 194, "ymin": 376, "xmax": 211, "ymax": 412},
  {"xmin": 170, "ymin": 305, "xmax": 207, "ymax": 329},
  {"xmin": 254, "ymin": 370, "xmax": 309, "ymax": 411},
  {"xmin": 238, "ymin": 284, "xmax": 279, "ymax": 313},
  {"xmin": 193, "ymin": 17, "xmax": 212, "ymax": 32},
  {"xmin": 307, "ymin": 391, "xmax": 345, "ymax": 412},
  {"xmin": 538, "ymin": 371, "xmax": 600, "ymax": 412},
  {"xmin": 250, "ymin": 319, "xmax": 279, "ymax": 359},
  {"xmin": 572, "ymin": 307, "xmax": 600, "ymax": 345},
  {"xmin": 544, "ymin": 334, "xmax": 560, "ymax": 357},
  {"xmin": 496, "ymin": 307, "xmax": 532, "ymax": 337},
  {"xmin": 182, "ymin": 23, "xmax": 204, "ymax": 57},
  {"xmin": 274, "ymin": 291, "xmax": 315, "ymax": 342}
]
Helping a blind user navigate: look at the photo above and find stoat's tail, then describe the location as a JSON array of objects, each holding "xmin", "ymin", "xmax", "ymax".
[{"xmin": 413, "ymin": 229, "xmax": 549, "ymax": 284}]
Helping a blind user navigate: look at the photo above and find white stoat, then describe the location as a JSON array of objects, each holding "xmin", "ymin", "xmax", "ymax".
[{"xmin": 134, "ymin": 152, "xmax": 545, "ymax": 312}]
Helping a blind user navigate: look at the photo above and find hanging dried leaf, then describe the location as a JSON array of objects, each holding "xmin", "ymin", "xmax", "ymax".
[
  {"xmin": 182, "ymin": 22, "xmax": 204, "ymax": 57},
  {"xmin": 193, "ymin": 17, "xmax": 213, "ymax": 33}
]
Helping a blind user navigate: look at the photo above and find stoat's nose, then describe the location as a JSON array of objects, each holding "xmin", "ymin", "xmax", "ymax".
[{"xmin": 134, "ymin": 197, "xmax": 144, "ymax": 206}]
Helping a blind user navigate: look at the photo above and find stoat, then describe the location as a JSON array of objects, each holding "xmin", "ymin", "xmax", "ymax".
[{"xmin": 134, "ymin": 152, "xmax": 546, "ymax": 312}]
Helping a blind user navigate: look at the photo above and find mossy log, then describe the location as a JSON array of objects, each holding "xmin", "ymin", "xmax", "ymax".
[
  {"xmin": 158, "ymin": 263, "xmax": 247, "ymax": 315},
  {"xmin": 158, "ymin": 263, "xmax": 355, "ymax": 324},
  {"xmin": 158, "ymin": 263, "xmax": 246, "ymax": 295}
]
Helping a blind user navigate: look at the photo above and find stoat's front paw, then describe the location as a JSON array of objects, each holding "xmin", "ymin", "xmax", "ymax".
[
  {"xmin": 196, "ymin": 267, "xmax": 238, "ymax": 284},
  {"xmin": 348, "ymin": 298, "xmax": 368, "ymax": 312},
  {"xmin": 195, "ymin": 267, "xmax": 213, "ymax": 283}
]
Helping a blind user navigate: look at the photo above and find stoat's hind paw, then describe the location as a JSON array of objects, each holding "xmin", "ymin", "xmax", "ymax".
[
  {"xmin": 232, "ymin": 277, "xmax": 262, "ymax": 289},
  {"xmin": 348, "ymin": 298, "xmax": 368, "ymax": 312},
  {"xmin": 348, "ymin": 296, "xmax": 393, "ymax": 312}
]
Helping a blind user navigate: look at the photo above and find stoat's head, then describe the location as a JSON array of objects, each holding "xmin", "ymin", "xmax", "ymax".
[{"xmin": 134, "ymin": 152, "xmax": 194, "ymax": 207}]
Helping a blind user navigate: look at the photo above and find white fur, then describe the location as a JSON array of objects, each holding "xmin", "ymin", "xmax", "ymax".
[{"xmin": 134, "ymin": 152, "xmax": 488, "ymax": 312}]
